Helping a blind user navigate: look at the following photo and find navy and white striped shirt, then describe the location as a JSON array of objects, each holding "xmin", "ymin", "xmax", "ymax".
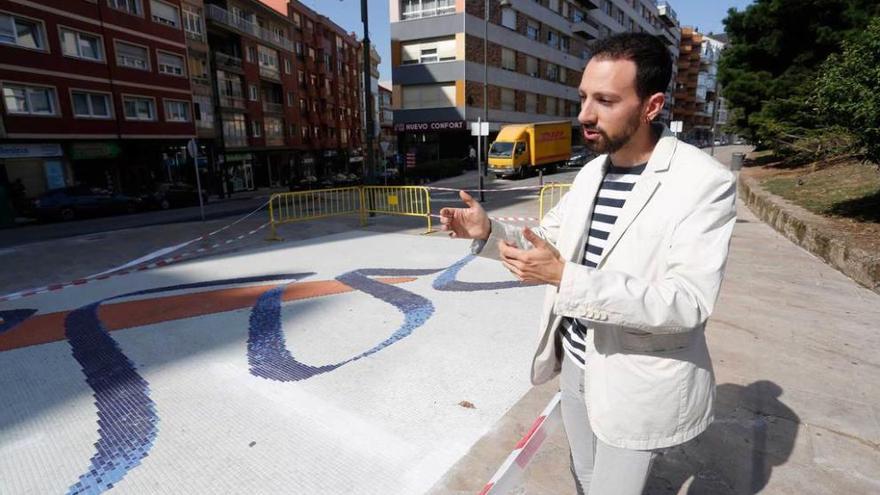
[{"xmin": 560, "ymin": 163, "xmax": 647, "ymax": 369}]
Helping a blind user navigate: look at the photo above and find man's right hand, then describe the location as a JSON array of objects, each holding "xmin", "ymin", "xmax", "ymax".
[{"xmin": 439, "ymin": 190, "xmax": 491, "ymax": 240}]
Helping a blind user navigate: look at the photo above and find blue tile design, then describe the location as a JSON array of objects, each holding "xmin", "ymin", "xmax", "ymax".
[
  {"xmin": 0, "ymin": 308, "xmax": 37, "ymax": 334},
  {"xmin": 63, "ymin": 273, "xmax": 310, "ymax": 495},
  {"xmin": 248, "ymin": 268, "xmax": 442, "ymax": 382},
  {"xmin": 432, "ymin": 255, "xmax": 528, "ymax": 292}
]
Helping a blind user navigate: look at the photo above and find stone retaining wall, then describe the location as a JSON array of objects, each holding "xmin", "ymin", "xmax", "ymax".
[{"xmin": 738, "ymin": 175, "xmax": 880, "ymax": 294}]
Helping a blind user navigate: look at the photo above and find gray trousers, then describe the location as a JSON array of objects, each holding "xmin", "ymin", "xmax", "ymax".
[{"xmin": 560, "ymin": 351, "xmax": 657, "ymax": 495}]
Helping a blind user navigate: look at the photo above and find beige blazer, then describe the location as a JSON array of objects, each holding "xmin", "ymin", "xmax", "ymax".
[{"xmin": 477, "ymin": 126, "xmax": 737, "ymax": 450}]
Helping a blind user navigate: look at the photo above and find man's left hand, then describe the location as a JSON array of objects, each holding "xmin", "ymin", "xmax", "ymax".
[{"xmin": 499, "ymin": 228, "xmax": 565, "ymax": 287}]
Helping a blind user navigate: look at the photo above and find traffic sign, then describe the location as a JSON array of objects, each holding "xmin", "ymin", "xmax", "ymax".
[{"xmin": 470, "ymin": 122, "xmax": 489, "ymax": 136}]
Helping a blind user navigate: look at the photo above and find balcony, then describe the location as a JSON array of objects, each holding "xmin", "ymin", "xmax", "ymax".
[
  {"xmin": 266, "ymin": 135, "xmax": 285, "ymax": 146},
  {"xmin": 191, "ymin": 76, "xmax": 211, "ymax": 88},
  {"xmin": 572, "ymin": 18, "xmax": 599, "ymax": 40},
  {"xmin": 575, "ymin": 0, "xmax": 599, "ymax": 8},
  {"xmin": 205, "ymin": 4, "xmax": 293, "ymax": 52},
  {"xmin": 657, "ymin": 3, "xmax": 678, "ymax": 28},
  {"xmin": 215, "ymin": 52, "xmax": 243, "ymax": 72},
  {"xmin": 262, "ymin": 101, "xmax": 284, "ymax": 114},
  {"xmin": 259, "ymin": 65, "xmax": 281, "ymax": 81},
  {"xmin": 218, "ymin": 92, "xmax": 246, "ymax": 109}
]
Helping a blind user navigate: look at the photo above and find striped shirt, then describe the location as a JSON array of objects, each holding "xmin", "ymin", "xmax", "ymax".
[{"xmin": 560, "ymin": 163, "xmax": 647, "ymax": 369}]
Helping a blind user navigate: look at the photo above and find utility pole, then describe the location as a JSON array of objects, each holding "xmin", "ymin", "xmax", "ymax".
[{"xmin": 361, "ymin": 0, "xmax": 375, "ymax": 184}]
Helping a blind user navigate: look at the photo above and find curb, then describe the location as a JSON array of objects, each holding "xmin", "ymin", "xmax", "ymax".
[{"xmin": 738, "ymin": 174, "xmax": 880, "ymax": 294}]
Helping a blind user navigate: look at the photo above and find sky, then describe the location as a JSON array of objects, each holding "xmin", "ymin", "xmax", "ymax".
[{"xmin": 287, "ymin": 0, "xmax": 755, "ymax": 84}]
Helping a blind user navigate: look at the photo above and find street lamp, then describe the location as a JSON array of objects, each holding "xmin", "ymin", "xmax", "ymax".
[{"xmin": 481, "ymin": 0, "xmax": 511, "ymax": 197}]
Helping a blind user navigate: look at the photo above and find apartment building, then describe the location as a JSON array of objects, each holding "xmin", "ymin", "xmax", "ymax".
[
  {"xmin": 672, "ymin": 27, "xmax": 724, "ymax": 146},
  {"xmin": 389, "ymin": 0, "xmax": 681, "ymax": 164},
  {"xmin": 204, "ymin": 0, "xmax": 362, "ymax": 191},
  {"xmin": 0, "ymin": 0, "xmax": 196, "ymax": 206}
]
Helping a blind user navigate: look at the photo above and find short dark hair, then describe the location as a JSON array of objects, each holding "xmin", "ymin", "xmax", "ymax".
[{"xmin": 590, "ymin": 33, "xmax": 672, "ymax": 99}]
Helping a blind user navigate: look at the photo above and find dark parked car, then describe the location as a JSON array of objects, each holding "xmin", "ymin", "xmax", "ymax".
[
  {"xmin": 144, "ymin": 182, "xmax": 208, "ymax": 210},
  {"xmin": 567, "ymin": 145, "xmax": 594, "ymax": 167},
  {"xmin": 33, "ymin": 186, "xmax": 142, "ymax": 221}
]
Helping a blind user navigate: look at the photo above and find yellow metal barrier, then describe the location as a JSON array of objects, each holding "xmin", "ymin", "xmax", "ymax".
[
  {"xmin": 267, "ymin": 185, "xmax": 433, "ymax": 239},
  {"xmin": 362, "ymin": 185, "xmax": 432, "ymax": 233},
  {"xmin": 538, "ymin": 183, "xmax": 572, "ymax": 221},
  {"xmin": 267, "ymin": 187, "xmax": 364, "ymax": 240}
]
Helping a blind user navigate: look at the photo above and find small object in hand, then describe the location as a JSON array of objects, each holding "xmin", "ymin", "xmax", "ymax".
[{"xmin": 458, "ymin": 400, "xmax": 476, "ymax": 409}]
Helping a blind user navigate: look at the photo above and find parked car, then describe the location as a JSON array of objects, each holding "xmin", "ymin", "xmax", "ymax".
[
  {"xmin": 33, "ymin": 186, "xmax": 143, "ymax": 221},
  {"xmin": 144, "ymin": 182, "xmax": 208, "ymax": 210},
  {"xmin": 567, "ymin": 145, "xmax": 594, "ymax": 168}
]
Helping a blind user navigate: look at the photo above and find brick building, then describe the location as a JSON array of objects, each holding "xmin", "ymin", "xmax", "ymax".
[{"xmin": 0, "ymin": 0, "xmax": 196, "ymax": 208}]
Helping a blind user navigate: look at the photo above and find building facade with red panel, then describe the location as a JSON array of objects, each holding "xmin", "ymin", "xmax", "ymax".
[{"xmin": 0, "ymin": 0, "xmax": 196, "ymax": 205}]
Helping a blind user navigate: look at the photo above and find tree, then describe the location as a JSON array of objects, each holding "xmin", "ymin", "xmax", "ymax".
[
  {"xmin": 718, "ymin": 0, "xmax": 880, "ymax": 144},
  {"xmin": 815, "ymin": 16, "xmax": 880, "ymax": 164}
]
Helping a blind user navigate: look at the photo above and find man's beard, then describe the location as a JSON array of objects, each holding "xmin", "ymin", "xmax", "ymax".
[{"xmin": 583, "ymin": 111, "xmax": 642, "ymax": 154}]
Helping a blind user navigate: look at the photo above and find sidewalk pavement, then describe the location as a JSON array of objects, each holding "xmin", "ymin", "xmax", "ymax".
[
  {"xmin": 428, "ymin": 147, "xmax": 880, "ymax": 494},
  {"xmin": 0, "ymin": 186, "xmax": 290, "ymax": 249}
]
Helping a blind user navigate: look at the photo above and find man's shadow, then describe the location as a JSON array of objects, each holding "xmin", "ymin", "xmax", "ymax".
[{"xmin": 645, "ymin": 381, "xmax": 799, "ymax": 494}]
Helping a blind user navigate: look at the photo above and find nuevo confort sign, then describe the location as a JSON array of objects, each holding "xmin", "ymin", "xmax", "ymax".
[{"xmin": 393, "ymin": 121, "xmax": 465, "ymax": 132}]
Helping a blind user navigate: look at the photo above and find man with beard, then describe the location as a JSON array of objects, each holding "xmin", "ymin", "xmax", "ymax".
[{"xmin": 439, "ymin": 33, "xmax": 736, "ymax": 494}]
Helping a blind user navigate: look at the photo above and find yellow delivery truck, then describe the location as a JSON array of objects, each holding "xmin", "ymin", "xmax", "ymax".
[{"xmin": 487, "ymin": 121, "xmax": 572, "ymax": 179}]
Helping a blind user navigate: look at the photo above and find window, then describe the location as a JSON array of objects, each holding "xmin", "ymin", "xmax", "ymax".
[
  {"xmin": 258, "ymin": 45, "xmax": 278, "ymax": 70},
  {"xmin": 500, "ymin": 88, "xmax": 515, "ymax": 111},
  {"xmin": 0, "ymin": 13, "xmax": 46, "ymax": 50},
  {"xmin": 297, "ymin": 70, "xmax": 305, "ymax": 87},
  {"xmin": 558, "ymin": 65, "xmax": 567, "ymax": 84},
  {"xmin": 123, "ymin": 95, "xmax": 155, "ymax": 120},
  {"xmin": 249, "ymin": 84, "xmax": 258, "ymax": 101},
  {"xmin": 560, "ymin": 36, "xmax": 569, "ymax": 53},
  {"xmin": 301, "ymin": 125, "xmax": 309, "ymax": 140},
  {"xmin": 265, "ymin": 117, "xmax": 283, "ymax": 138},
  {"xmin": 287, "ymin": 91, "xmax": 295, "ymax": 106},
  {"xmin": 401, "ymin": 37, "xmax": 456, "ymax": 65},
  {"xmin": 308, "ymin": 47, "xmax": 315, "ymax": 59},
  {"xmin": 284, "ymin": 58, "xmax": 292, "ymax": 74},
  {"xmin": 72, "ymin": 91, "xmax": 111, "ymax": 118},
  {"xmin": 2, "ymin": 83, "xmax": 57, "ymax": 115},
  {"xmin": 193, "ymin": 95, "xmax": 213, "ymax": 129},
  {"xmin": 501, "ymin": 48, "xmax": 516, "ymax": 71},
  {"xmin": 401, "ymin": 0, "xmax": 455, "ymax": 20},
  {"xmin": 546, "ymin": 62, "xmax": 558, "ymax": 81},
  {"xmin": 292, "ymin": 12, "xmax": 301, "ymax": 28},
  {"xmin": 549, "ymin": 0, "xmax": 559, "ymax": 13},
  {"xmin": 160, "ymin": 99, "xmax": 188, "ymax": 122},
  {"xmin": 150, "ymin": 0, "xmax": 180, "ymax": 28},
  {"xmin": 525, "ymin": 92, "xmax": 536, "ymax": 113},
  {"xmin": 60, "ymin": 28, "xmax": 104, "ymax": 61},
  {"xmin": 547, "ymin": 30, "xmax": 559, "ymax": 49},
  {"xmin": 223, "ymin": 114, "xmax": 247, "ymax": 147},
  {"xmin": 116, "ymin": 41, "xmax": 150, "ymax": 70},
  {"xmin": 572, "ymin": 9, "xmax": 584, "ymax": 23},
  {"xmin": 526, "ymin": 20, "xmax": 539, "ymax": 41},
  {"xmin": 401, "ymin": 83, "xmax": 455, "ymax": 110},
  {"xmin": 251, "ymin": 119, "xmax": 261, "ymax": 137},
  {"xmin": 501, "ymin": 8, "xmax": 516, "ymax": 30},
  {"xmin": 545, "ymin": 96, "xmax": 557, "ymax": 116},
  {"xmin": 157, "ymin": 51, "xmax": 185, "ymax": 76},
  {"xmin": 246, "ymin": 46, "xmax": 257, "ymax": 63},
  {"xmin": 188, "ymin": 54, "xmax": 208, "ymax": 79},
  {"xmin": 299, "ymin": 98, "xmax": 307, "ymax": 113},
  {"xmin": 183, "ymin": 5, "xmax": 204, "ymax": 40},
  {"xmin": 526, "ymin": 56, "xmax": 538, "ymax": 77},
  {"xmin": 289, "ymin": 123, "xmax": 296, "ymax": 137},
  {"xmin": 109, "ymin": 0, "xmax": 142, "ymax": 16},
  {"xmin": 295, "ymin": 42, "xmax": 303, "ymax": 58}
]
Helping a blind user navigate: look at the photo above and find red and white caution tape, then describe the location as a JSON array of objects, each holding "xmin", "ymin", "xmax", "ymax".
[
  {"xmin": 429, "ymin": 214, "xmax": 539, "ymax": 223},
  {"xmin": 0, "ymin": 222, "xmax": 269, "ymax": 303},
  {"xmin": 479, "ymin": 393, "xmax": 562, "ymax": 495}
]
